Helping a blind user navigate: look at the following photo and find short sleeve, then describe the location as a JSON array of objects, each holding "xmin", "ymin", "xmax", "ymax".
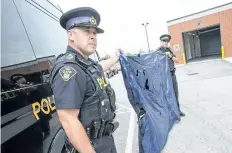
[{"xmin": 51, "ymin": 64, "xmax": 87, "ymax": 109}]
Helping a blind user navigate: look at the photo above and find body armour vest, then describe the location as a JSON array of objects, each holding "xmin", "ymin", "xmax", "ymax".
[{"xmin": 50, "ymin": 51, "xmax": 116, "ymax": 128}]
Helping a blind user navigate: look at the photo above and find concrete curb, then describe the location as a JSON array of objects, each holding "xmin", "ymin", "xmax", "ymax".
[
  {"xmin": 175, "ymin": 64, "xmax": 185, "ymax": 68},
  {"xmin": 225, "ymin": 57, "xmax": 232, "ymax": 64}
]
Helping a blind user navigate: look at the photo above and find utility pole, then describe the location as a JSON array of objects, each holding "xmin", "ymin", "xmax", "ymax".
[{"xmin": 142, "ymin": 23, "xmax": 151, "ymax": 52}]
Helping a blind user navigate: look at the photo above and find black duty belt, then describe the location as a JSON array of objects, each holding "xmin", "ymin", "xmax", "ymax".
[{"xmin": 86, "ymin": 120, "xmax": 119, "ymax": 140}]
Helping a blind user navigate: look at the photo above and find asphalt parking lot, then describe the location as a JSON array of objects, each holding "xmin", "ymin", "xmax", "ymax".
[{"xmin": 110, "ymin": 59, "xmax": 232, "ymax": 153}]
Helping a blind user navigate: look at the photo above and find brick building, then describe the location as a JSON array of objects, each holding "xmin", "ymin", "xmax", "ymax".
[{"xmin": 167, "ymin": 2, "xmax": 232, "ymax": 64}]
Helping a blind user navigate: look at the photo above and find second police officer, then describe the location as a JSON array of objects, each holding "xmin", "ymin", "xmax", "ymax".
[
  {"xmin": 50, "ymin": 7, "xmax": 120, "ymax": 153},
  {"xmin": 157, "ymin": 34, "xmax": 185, "ymax": 117}
]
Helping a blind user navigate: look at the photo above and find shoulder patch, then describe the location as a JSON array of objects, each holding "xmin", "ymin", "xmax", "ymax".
[{"xmin": 59, "ymin": 66, "xmax": 77, "ymax": 81}]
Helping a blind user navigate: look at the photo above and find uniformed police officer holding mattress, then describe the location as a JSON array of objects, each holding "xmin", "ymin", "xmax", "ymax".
[{"xmin": 50, "ymin": 7, "xmax": 120, "ymax": 153}]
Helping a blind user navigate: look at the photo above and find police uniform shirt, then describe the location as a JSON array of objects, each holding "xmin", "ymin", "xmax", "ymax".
[
  {"xmin": 167, "ymin": 49, "xmax": 176, "ymax": 72},
  {"xmin": 157, "ymin": 47, "xmax": 176, "ymax": 72},
  {"xmin": 50, "ymin": 46, "xmax": 97, "ymax": 109}
]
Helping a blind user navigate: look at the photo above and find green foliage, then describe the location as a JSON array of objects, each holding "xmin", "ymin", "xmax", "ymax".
[{"xmin": 100, "ymin": 54, "xmax": 111, "ymax": 61}]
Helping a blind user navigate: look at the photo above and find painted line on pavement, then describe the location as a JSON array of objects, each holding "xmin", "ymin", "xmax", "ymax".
[
  {"xmin": 125, "ymin": 108, "xmax": 136, "ymax": 153},
  {"xmin": 116, "ymin": 110, "xmax": 131, "ymax": 115},
  {"xmin": 115, "ymin": 108, "xmax": 127, "ymax": 113},
  {"xmin": 116, "ymin": 103, "xmax": 131, "ymax": 110}
]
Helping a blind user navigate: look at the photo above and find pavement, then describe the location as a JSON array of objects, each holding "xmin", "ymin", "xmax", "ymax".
[{"xmin": 109, "ymin": 59, "xmax": 232, "ymax": 153}]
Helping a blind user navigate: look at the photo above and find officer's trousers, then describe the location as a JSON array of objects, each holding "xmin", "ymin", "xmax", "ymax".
[
  {"xmin": 92, "ymin": 136, "xmax": 117, "ymax": 153},
  {"xmin": 171, "ymin": 73, "xmax": 180, "ymax": 112},
  {"xmin": 67, "ymin": 136, "xmax": 117, "ymax": 153}
]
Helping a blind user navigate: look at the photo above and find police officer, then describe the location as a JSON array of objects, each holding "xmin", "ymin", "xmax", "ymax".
[
  {"xmin": 50, "ymin": 7, "xmax": 119, "ymax": 153},
  {"xmin": 157, "ymin": 34, "xmax": 185, "ymax": 117}
]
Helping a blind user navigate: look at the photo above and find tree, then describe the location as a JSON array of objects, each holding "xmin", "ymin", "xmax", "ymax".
[
  {"xmin": 125, "ymin": 52, "xmax": 134, "ymax": 56},
  {"xmin": 105, "ymin": 54, "xmax": 110, "ymax": 59},
  {"xmin": 100, "ymin": 54, "xmax": 111, "ymax": 61}
]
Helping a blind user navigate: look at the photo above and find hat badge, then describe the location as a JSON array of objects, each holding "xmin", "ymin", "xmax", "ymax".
[{"xmin": 90, "ymin": 16, "xmax": 97, "ymax": 25}]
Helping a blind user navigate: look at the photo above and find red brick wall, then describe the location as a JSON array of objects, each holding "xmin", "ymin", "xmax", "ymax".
[
  {"xmin": 168, "ymin": 8, "xmax": 232, "ymax": 64},
  {"xmin": 220, "ymin": 9, "xmax": 232, "ymax": 57}
]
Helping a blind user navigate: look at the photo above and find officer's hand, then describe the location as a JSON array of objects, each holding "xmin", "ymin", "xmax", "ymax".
[
  {"xmin": 116, "ymin": 48, "xmax": 122, "ymax": 57},
  {"xmin": 165, "ymin": 52, "xmax": 172, "ymax": 58},
  {"xmin": 112, "ymin": 48, "xmax": 121, "ymax": 62}
]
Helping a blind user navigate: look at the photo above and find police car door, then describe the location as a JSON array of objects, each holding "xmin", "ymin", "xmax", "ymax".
[{"xmin": 1, "ymin": 0, "xmax": 65, "ymax": 153}]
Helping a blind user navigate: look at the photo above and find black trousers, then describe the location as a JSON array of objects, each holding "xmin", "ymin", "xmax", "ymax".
[
  {"xmin": 74, "ymin": 136, "xmax": 117, "ymax": 153},
  {"xmin": 171, "ymin": 73, "xmax": 181, "ymax": 112}
]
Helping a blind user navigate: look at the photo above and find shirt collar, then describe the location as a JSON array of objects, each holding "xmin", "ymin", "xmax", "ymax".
[{"xmin": 66, "ymin": 46, "xmax": 88, "ymax": 60}]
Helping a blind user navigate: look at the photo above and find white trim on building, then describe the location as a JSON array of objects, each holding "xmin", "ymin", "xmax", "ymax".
[{"xmin": 167, "ymin": 2, "xmax": 232, "ymax": 26}]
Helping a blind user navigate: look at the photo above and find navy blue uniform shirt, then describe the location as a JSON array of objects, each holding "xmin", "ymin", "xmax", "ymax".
[
  {"xmin": 50, "ymin": 46, "xmax": 96, "ymax": 109},
  {"xmin": 157, "ymin": 47, "xmax": 176, "ymax": 72}
]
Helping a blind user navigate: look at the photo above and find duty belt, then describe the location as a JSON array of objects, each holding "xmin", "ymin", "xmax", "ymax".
[{"xmin": 86, "ymin": 120, "xmax": 119, "ymax": 139}]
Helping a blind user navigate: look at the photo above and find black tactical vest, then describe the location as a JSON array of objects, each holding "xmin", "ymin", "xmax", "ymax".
[{"xmin": 50, "ymin": 51, "xmax": 116, "ymax": 128}]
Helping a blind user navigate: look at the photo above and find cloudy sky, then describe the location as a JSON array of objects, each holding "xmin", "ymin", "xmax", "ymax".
[{"xmin": 54, "ymin": 0, "xmax": 231, "ymax": 56}]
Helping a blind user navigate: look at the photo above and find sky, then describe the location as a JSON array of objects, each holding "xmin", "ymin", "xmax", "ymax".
[{"xmin": 54, "ymin": 0, "xmax": 231, "ymax": 57}]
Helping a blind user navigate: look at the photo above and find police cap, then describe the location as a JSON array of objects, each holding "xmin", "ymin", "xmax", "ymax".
[
  {"xmin": 160, "ymin": 34, "xmax": 171, "ymax": 41},
  {"xmin": 60, "ymin": 7, "xmax": 104, "ymax": 33}
]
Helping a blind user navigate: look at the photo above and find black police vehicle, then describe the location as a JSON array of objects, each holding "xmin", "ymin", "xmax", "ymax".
[{"xmin": 1, "ymin": 0, "xmax": 76, "ymax": 152}]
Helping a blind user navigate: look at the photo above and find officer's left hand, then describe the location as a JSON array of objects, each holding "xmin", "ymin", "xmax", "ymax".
[
  {"xmin": 165, "ymin": 52, "xmax": 172, "ymax": 58},
  {"xmin": 116, "ymin": 48, "xmax": 122, "ymax": 57},
  {"xmin": 112, "ymin": 48, "xmax": 122, "ymax": 62}
]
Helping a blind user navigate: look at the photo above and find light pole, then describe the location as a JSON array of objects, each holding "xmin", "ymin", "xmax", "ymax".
[{"xmin": 142, "ymin": 23, "xmax": 151, "ymax": 52}]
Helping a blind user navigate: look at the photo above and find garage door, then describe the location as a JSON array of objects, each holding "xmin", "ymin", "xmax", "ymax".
[{"xmin": 200, "ymin": 29, "xmax": 221, "ymax": 57}]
